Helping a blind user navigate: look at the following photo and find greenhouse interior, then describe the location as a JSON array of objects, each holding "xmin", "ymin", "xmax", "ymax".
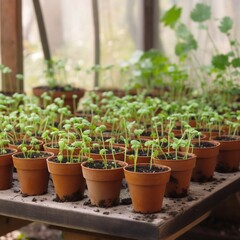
[{"xmin": 0, "ymin": 0, "xmax": 239, "ymax": 239}]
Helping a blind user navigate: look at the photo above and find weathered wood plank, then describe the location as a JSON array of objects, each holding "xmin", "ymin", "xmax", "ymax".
[
  {"xmin": 0, "ymin": 0, "xmax": 23, "ymax": 93},
  {"xmin": 142, "ymin": 0, "xmax": 159, "ymax": 51}
]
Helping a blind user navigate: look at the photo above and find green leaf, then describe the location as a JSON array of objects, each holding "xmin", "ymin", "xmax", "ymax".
[
  {"xmin": 174, "ymin": 23, "xmax": 197, "ymax": 57},
  {"xmin": 211, "ymin": 54, "xmax": 229, "ymax": 70},
  {"xmin": 232, "ymin": 58, "xmax": 240, "ymax": 68},
  {"xmin": 161, "ymin": 5, "xmax": 182, "ymax": 28},
  {"xmin": 219, "ymin": 16, "xmax": 233, "ymax": 34},
  {"xmin": 175, "ymin": 38, "xmax": 197, "ymax": 57},
  {"xmin": 190, "ymin": 3, "xmax": 211, "ymax": 22},
  {"xmin": 175, "ymin": 23, "xmax": 197, "ymax": 42}
]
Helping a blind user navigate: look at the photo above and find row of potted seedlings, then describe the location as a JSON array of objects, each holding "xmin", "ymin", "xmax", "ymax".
[{"xmin": 0, "ymin": 92, "xmax": 239, "ymax": 214}]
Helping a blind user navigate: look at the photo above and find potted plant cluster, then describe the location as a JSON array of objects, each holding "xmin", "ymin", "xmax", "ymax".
[
  {"xmin": 32, "ymin": 59, "xmax": 85, "ymax": 113},
  {"xmin": 124, "ymin": 139, "xmax": 171, "ymax": 213},
  {"xmin": 0, "ymin": 2, "xmax": 239, "ymax": 215},
  {"xmin": 12, "ymin": 138, "xmax": 54, "ymax": 196}
]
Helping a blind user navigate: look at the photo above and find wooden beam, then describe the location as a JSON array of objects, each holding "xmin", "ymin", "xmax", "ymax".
[
  {"xmin": 92, "ymin": 0, "xmax": 100, "ymax": 87},
  {"xmin": 33, "ymin": 0, "xmax": 51, "ymax": 62},
  {"xmin": 0, "ymin": 0, "xmax": 23, "ymax": 93},
  {"xmin": 142, "ymin": 0, "xmax": 159, "ymax": 51}
]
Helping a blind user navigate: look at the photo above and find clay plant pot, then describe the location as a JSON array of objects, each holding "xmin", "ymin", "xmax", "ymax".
[
  {"xmin": 12, "ymin": 151, "xmax": 54, "ymax": 196},
  {"xmin": 81, "ymin": 160, "xmax": 127, "ymax": 207},
  {"xmin": 125, "ymin": 150, "xmax": 151, "ymax": 164},
  {"xmin": 196, "ymin": 129, "xmax": 223, "ymax": 140},
  {"xmin": 33, "ymin": 86, "xmax": 85, "ymax": 113},
  {"xmin": 124, "ymin": 163, "xmax": 171, "ymax": 213},
  {"xmin": 153, "ymin": 152, "xmax": 196, "ymax": 198},
  {"xmin": 213, "ymin": 135, "xmax": 240, "ymax": 173},
  {"xmin": 8, "ymin": 139, "xmax": 44, "ymax": 152},
  {"xmin": 0, "ymin": 148, "xmax": 17, "ymax": 190},
  {"xmin": 47, "ymin": 156, "xmax": 86, "ymax": 202},
  {"xmin": 183, "ymin": 140, "xmax": 220, "ymax": 182}
]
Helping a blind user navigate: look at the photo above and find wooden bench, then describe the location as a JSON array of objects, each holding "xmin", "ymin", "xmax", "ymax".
[{"xmin": 0, "ymin": 171, "xmax": 239, "ymax": 240}]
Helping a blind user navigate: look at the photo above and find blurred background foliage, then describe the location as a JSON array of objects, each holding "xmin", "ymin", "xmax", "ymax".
[{"xmin": 22, "ymin": 0, "xmax": 240, "ymax": 94}]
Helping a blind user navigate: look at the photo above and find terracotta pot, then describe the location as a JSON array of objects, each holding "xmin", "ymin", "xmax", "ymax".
[
  {"xmin": 43, "ymin": 143, "xmax": 60, "ymax": 155},
  {"xmin": 0, "ymin": 148, "xmax": 17, "ymax": 190},
  {"xmin": 81, "ymin": 160, "xmax": 127, "ymax": 207},
  {"xmin": 183, "ymin": 141, "xmax": 220, "ymax": 182},
  {"xmin": 12, "ymin": 151, "xmax": 54, "ymax": 196},
  {"xmin": 47, "ymin": 157, "xmax": 86, "ymax": 202},
  {"xmin": 153, "ymin": 152, "xmax": 196, "ymax": 198},
  {"xmin": 8, "ymin": 139, "xmax": 44, "ymax": 152},
  {"xmin": 213, "ymin": 135, "xmax": 240, "ymax": 173},
  {"xmin": 196, "ymin": 129, "xmax": 223, "ymax": 140},
  {"xmin": 126, "ymin": 150, "xmax": 151, "ymax": 164},
  {"xmin": 33, "ymin": 86, "xmax": 85, "ymax": 113},
  {"xmin": 124, "ymin": 163, "xmax": 171, "ymax": 213}
]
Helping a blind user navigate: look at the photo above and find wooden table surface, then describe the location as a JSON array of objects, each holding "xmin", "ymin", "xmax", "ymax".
[{"xmin": 0, "ymin": 171, "xmax": 239, "ymax": 240}]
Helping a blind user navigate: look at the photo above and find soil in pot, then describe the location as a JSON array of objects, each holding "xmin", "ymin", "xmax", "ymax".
[
  {"xmin": 124, "ymin": 163, "xmax": 171, "ymax": 213},
  {"xmin": 89, "ymin": 146, "xmax": 125, "ymax": 161},
  {"xmin": 126, "ymin": 149, "xmax": 151, "ymax": 164},
  {"xmin": 47, "ymin": 156, "xmax": 86, "ymax": 202}
]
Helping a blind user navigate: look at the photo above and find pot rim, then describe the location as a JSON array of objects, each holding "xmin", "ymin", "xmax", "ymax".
[
  {"xmin": 81, "ymin": 159, "xmax": 128, "ymax": 171},
  {"xmin": 124, "ymin": 163, "xmax": 171, "ymax": 174}
]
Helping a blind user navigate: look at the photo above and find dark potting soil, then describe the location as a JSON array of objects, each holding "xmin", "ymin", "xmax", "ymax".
[
  {"xmin": 126, "ymin": 165, "xmax": 169, "ymax": 173},
  {"xmin": 157, "ymin": 152, "xmax": 187, "ymax": 160},
  {"xmin": 0, "ymin": 149, "xmax": 15, "ymax": 155},
  {"xmin": 196, "ymin": 128, "xmax": 219, "ymax": 132},
  {"xmin": 165, "ymin": 188, "xmax": 188, "ymax": 198},
  {"xmin": 91, "ymin": 136, "xmax": 125, "ymax": 144},
  {"xmin": 83, "ymin": 197, "xmax": 119, "ymax": 208},
  {"xmin": 15, "ymin": 152, "xmax": 52, "ymax": 159},
  {"xmin": 141, "ymin": 131, "xmax": 166, "ymax": 137},
  {"xmin": 90, "ymin": 147, "xmax": 123, "ymax": 154},
  {"xmin": 84, "ymin": 160, "xmax": 122, "ymax": 169},
  {"xmin": 192, "ymin": 170, "xmax": 214, "ymax": 182},
  {"xmin": 98, "ymin": 198, "xmax": 119, "ymax": 208},
  {"xmin": 193, "ymin": 141, "xmax": 216, "ymax": 148},
  {"xmin": 214, "ymin": 136, "xmax": 239, "ymax": 141},
  {"xmin": 10, "ymin": 140, "xmax": 32, "ymax": 146},
  {"xmin": 48, "ymin": 156, "xmax": 82, "ymax": 164},
  {"xmin": 127, "ymin": 149, "xmax": 151, "ymax": 157},
  {"xmin": 53, "ymin": 190, "xmax": 85, "ymax": 202},
  {"xmin": 141, "ymin": 131, "xmax": 152, "ymax": 137}
]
